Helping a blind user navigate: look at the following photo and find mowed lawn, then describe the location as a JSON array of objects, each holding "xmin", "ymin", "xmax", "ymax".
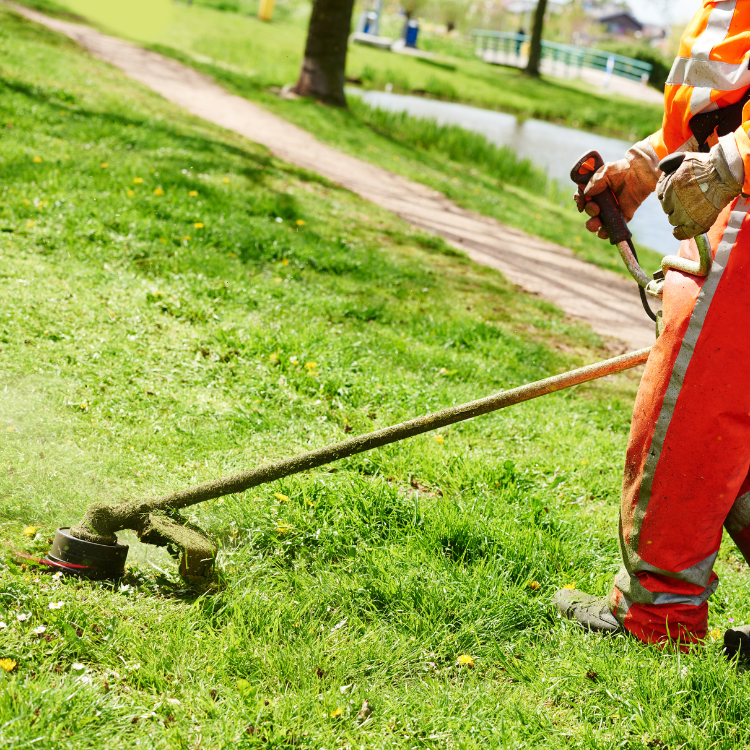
[{"xmin": 2, "ymin": 8, "xmax": 750, "ymax": 750}]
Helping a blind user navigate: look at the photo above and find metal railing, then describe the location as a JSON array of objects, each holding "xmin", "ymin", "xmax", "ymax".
[{"xmin": 471, "ymin": 31, "xmax": 652, "ymax": 83}]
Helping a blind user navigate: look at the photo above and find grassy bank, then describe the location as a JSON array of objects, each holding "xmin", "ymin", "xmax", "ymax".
[
  {"xmin": 144, "ymin": 45, "xmax": 665, "ymax": 274},
  {"xmin": 4, "ymin": 8, "xmax": 750, "ymax": 750}
]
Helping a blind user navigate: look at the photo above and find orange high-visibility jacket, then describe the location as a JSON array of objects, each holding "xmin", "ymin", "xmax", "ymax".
[{"xmin": 651, "ymin": 0, "xmax": 750, "ymax": 192}]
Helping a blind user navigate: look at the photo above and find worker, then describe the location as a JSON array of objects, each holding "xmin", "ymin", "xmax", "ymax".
[{"xmin": 554, "ymin": 0, "xmax": 750, "ymax": 656}]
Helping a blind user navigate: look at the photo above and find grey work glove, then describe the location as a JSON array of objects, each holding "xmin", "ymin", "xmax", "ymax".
[
  {"xmin": 574, "ymin": 138, "xmax": 660, "ymax": 240},
  {"xmin": 657, "ymin": 135, "xmax": 744, "ymax": 240}
]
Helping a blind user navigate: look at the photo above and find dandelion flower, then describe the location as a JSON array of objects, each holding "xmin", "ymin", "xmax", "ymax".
[
  {"xmin": 127, "ymin": 189, "xmax": 135, "ymax": 197},
  {"xmin": 434, "ymin": 435, "xmax": 445, "ymax": 444},
  {"xmin": 275, "ymin": 523, "xmax": 294, "ymax": 535},
  {"xmin": 133, "ymin": 177, "xmax": 143, "ymax": 184},
  {"xmin": 16, "ymin": 613, "xmax": 31, "ymax": 622},
  {"xmin": 456, "ymin": 654, "xmax": 475, "ymax": 667},
  {"xmin": 101, "ymin": 163, "xmax": 108, "ymax": 169},
  {"xmin": 33, "ymin": 156, "xmax": 42, "ymax": 163},
  {"xmin": 529, "ymin": 581, "xmax": 540, "ymax": 590},
  {"xmin": 709, "ymin": 628, "xmax": 722, "ymax": 641},
  {"xmin": 26, "ymin": 220, "xmax": 35, "ymax": 228},
  {"xmin": 222, "ymin": 177, "xmax": 230, "ymax": 183},
  {"xmin": 281, "ymin": 258, "xmax": 289, "ymax": 266},
  {"xmin": 274, "ymin": 277, "xmax": 282, "ymax": 283},
  {"xmin": 305, "ymin": 362, "xmax": 317, "ymax": 370},
  {"xmin": 6, "ymin": 426, "xmax": 16, "ymax": 433},
  {"xmin": 274, "ymin": 493, "xmax": 289, "ymax": 502},
  {"xmin": 153, "ymin": 188, "xmax": 164, "ymax": 196},
  {"xmin": 194, "ymin": 222, "xmax": 204, "ymax": 229},
  {"xmin": 295, "ymin": 219, "xmax": 306, "ymax": 226},
  {"xmin": 562, "ymin": 583, "xmax": 576, "ymax": 590},
  {"xmin": 182, "ymin": 236, "xmax": 191, "ymax": 241},
  {"xmin": 330, "ymin": 707, "xmax": 342, "ymax": 718},
  {"xmin": 189, "ymin": 190, "xmax": 198, "ymax": 197},
  {"xmin": 32, "ymin": 626, "xmax": 46, "ymax": 635},
  {"xmin": 0, "ymin": 659, "xmax": 17, "ymax": 672},
  {"xmin": 49, "ymin": 602, "xmax": 64, "ymax": 610},
  {"xmin": 23, "ymin": 527, "xmax": 36, "ymax": 536}
]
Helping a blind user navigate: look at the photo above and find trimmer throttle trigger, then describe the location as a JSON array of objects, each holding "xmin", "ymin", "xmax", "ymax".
[{"xmin": 570, "ymin": 150, "xmax": 632, "ymax": 245}]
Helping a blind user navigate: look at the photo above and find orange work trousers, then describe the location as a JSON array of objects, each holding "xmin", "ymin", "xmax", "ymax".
[{"xmin": 609, "ymin": 197, "xmax": 750, "ymax": 646}]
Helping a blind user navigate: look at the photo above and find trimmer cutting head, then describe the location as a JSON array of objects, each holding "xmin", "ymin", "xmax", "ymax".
[{"xmin": 46, "ymin": 527, "xmax": 129, "ymax": 579}]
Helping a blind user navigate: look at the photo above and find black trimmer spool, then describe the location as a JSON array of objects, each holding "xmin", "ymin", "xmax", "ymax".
[{"xmin": 45, "ymin": 527, "xmax": 129, "ymax": 580}]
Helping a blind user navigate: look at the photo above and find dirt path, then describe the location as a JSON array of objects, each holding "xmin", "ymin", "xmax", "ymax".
[{"xmin": 14, "ymin": 4, "xmax": 656, "ymax": 351}]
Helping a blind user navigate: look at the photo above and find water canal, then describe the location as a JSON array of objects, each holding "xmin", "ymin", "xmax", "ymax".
[{"xmin": 355, "ymin": 90, "xmax": 679, "ymax": 256}]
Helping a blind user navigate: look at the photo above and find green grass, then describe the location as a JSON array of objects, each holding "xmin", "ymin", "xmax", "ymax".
[{"xmin": 4, "ymin": 8, "xmax": 750, "ymax": 750}]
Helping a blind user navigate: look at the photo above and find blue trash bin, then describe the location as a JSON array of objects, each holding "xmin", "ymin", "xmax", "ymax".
[
  {"xmin": 405, "ymin": 19, "xmax": 419, "ymax": 48},
  {"xmin": 363, "ymin": 11, "xmax": 377, "ymax": 34}
]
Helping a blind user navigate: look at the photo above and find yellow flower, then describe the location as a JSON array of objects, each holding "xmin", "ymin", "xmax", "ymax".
[
  {"xmin": 23, "ymin": 526, "xmax": 37, "ymax": 536},
  {"xmin": 305, "ymin": 362, "xmax": 317, "ymax": 370},
  {"xmin": 33, "ymin": 156, "xmax": 42, "ymax": 163},
  {"xmin": 281, "ymin": 258, "xmax": 289, "ymax": 266},
  {"xmin": 194, "ymin": 222, "xmax": 204, "ymax": 229},
  {"xmin": 80, "ymin": 402, "xmax": 89, "ymax": 411},
  {"xmin": 133, "ymin": 178, "xmax": 143, "ymax": 184},
  {"xmin": 296, "ymin": 219, "xmax": 306, "ymax": 226},
  {"xmin": 0, "ymin": 658, "xmax": 17, "ymax": 672},
  {"xmin": 6, "ymin": 426, "xmax": 15, "ymax": 432},
  {"xmin": 222, "ymin": 177, "xmax": 230, "ymax": 183},
  {"xmin": 26, "ymin": 220, "xmax": 35, "ymax": 228},
  {"xmin": 274, "ymin": 278, "xmax": 282, "ymax": 283},
  {"xmin": 529, "ymin": 581, "xmax": 540, "ymax": 590},
  {"xmin": 189, "ymin": 190, "xmax": 198, "ymax": 197},
  {"xmin": 709, "ymin": 628, "xmax": 722, "ymax": 641},
  {"xmin": 275, "ymin": 523, "xmax": 294, "ymax": 534},
  {"xmin": 456, "ymin": 654, "xmax": 475, "ymax": 667},
  {"xmin": 434, "ymin": 435, "xmax": 445, "ymax": 444},
  {"xmin": 274, "ymin": 493, "xmax": 289, "ymax": 502},
  {"xmin": 182, "ymin": 236, "xmax": 191, "ymax": 241},
  {"xmin": 101, "ymin": 163, "xmax": 108, "ymax": 169},
  {"xmin": 562, "ymin": 583, "xmax": 576, "ymax": 590},
  {"xmin": 127, "ymin": 189, "xmax": 135, "ymax": 197},
  {"xmin": 330, "ymin": 707, "xmax": 342, "ymax": 718},
  {"xmin": 153, "ymin": 188, "xmax": 164, "ymax": 196}
]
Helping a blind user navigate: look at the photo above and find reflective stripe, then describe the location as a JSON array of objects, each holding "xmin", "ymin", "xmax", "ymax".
[
  {"xmin": 618, "ymin": 525, "xmax": 719, "ymax": 588},
  {"xmin": 614, "ymin": 567, "xmax": 719, "ymax": 606},
  {"xmin": 691, "ymin": 0, "xmax": 737, "ymax": 59},
  {"xmin": 726, "ymin": 489, "xmax": 750, "ymax": 533},
  {"xmin": 667, "ymin": 55, "xmax": 750, "ymax": 91},
  {"xmin": 690, "ymin": 88, "xmax": 717, "ymax": 115},
  {"xmin": 631, "ymin": 201, "xmax": 750, "ymax": 557}
]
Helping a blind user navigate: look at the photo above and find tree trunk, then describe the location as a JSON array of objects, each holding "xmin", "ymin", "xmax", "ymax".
[
  {"xmin": 525, "ymin": 0, "xmax": 547, "ymax": 77},
  {"xmin": 293, "ymin": 0, "xmax": 356, "ymax": 107}
]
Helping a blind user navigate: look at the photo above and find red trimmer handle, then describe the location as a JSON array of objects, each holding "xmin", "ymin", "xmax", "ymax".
[{"xmin": 570, "ymin": 150, "xmax": 632, "ymax": 246}]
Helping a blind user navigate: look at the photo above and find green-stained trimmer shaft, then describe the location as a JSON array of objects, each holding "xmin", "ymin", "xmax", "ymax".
[{"xmin": 49, "ymin": 347, "xmax": 651, "ymax": 580}]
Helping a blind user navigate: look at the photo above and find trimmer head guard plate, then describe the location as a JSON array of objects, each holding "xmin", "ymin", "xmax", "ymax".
[{"xmin": 46, "ymin": 527, "xmax": 129, "ymax": 579}]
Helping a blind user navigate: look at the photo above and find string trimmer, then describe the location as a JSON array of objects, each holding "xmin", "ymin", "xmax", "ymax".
[
  {"xmin": 44, "ymin": 149, "xmax": 682, "ymax": 582},
  {"xmin": 44, "ymin": 347, "xmax": 650, "ymax": 581}
]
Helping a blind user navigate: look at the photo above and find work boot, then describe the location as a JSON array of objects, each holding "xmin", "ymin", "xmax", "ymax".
[
  {"xmin": 723, "ymin": 624, "xmax": 750, "ymax": 659},
  {"xmin": 552, "ymin": 589, "xmax": 622, "ymax": 634}
]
